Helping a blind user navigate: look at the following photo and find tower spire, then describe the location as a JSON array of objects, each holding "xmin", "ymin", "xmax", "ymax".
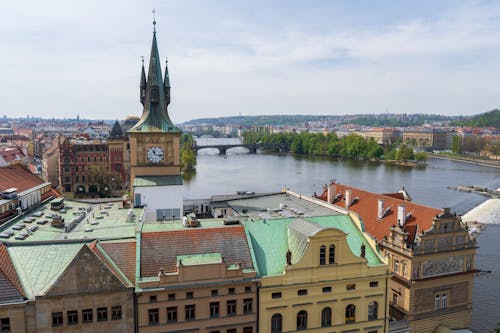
[{"xmin": 129, "ymin": 18, "xmax": 178, "ymax": 133}]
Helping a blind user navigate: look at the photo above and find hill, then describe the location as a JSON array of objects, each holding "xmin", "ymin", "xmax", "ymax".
[{"xmin": 451, "ymin": 109, "xmax": 500, "ymax": 129}]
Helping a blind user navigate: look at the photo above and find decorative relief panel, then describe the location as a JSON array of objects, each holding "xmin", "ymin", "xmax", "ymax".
[{"xmin": 423, "ymin": 256, "xmax": 464, "ymax": 277}]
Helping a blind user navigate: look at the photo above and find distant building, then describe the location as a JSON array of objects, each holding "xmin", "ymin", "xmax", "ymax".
[
  {"xmin": 58, "ymin": 135, "xmax": 129, "ymax": 199},
  {"xmin": 402, "ymin": 129, "xmax": 449, "ymax": 150}
]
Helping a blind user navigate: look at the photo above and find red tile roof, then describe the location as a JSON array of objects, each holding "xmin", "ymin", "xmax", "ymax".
[
  {"xmin": 318, "ymin": 182, "xmax": 441, "ymax": 242},
  {"xmin": 141, "ymin": 226, "xmax": 254, "ymax": 277},
  {"xmin": 0, "ymin": 164, "xmax": 46, "ymax": 192},
  {"xmin": 0, "ymin": 244, "xmax": 25, "ymax": 301},
  {"xmin": 98, "ymin": 240, "xmax": 136, "ymax": 284},
  {"xmin": 0, "ymin": 147, "xmax": 25, "ymax": 163}
]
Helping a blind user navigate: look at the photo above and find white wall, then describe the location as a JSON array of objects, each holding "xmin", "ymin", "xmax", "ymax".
[{"xmin": 135, "ymin": 184, "xmax": 183, "ymax": 221}]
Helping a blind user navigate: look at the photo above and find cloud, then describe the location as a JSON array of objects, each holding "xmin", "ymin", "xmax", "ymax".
[{"xmin": 0, "ymin": 1, "xmax": 499, "ymax": 121}]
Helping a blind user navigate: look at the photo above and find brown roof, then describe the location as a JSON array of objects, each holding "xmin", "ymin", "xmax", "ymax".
[
  {"xmin": 318, "ymin": 182, "xmax": 441, "ymax": 242},
  {"xmin": 97, "ymin": 240, "xmax": 137, "ymax": 284},
  {"xmin": 0, "ymin": 164, "xmax": 45, "ymax": 192},
  {"xmin": 0, "ymin": 244, "xmax": 25, "ymax": 302},
  {"xmin": 141, "ymin": 226, "xmax": 254, "ymax": 277}
]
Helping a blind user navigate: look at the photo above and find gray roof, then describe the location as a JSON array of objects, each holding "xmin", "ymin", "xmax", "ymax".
[{"xmin": 133, "ymin": 175, "xmax": 183, "ymax": 187}]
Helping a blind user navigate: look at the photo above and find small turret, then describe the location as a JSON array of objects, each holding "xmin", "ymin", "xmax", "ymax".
[
  {"xmin": 140, "ymin": 58, "xmax": 147, "ymax": 105},
  {"xmin": 164, "ymin": 59, "xmax": 171, "ymax": 106}
]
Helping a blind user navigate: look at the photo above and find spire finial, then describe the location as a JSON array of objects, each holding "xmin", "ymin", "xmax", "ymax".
[
  {"xmin": 141, "ymin": 56, "xmax": 144, "ymax": 65},
  {"xmin": 165, "ymin": 57, "xmax": 168, "ymax": 64},
  {"xmin": 152, "ymin": 9, "xmax": 156, "ymax": 32}
]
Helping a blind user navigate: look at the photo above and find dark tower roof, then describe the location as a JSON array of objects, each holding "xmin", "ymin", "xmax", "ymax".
[{"xmin": 130, "ymin": 22, "xmax": 179, "ymax": 133}]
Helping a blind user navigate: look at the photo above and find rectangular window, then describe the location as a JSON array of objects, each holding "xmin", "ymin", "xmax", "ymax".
[
  {"xmin": 394, "ymin": 259, "xmax": 400, "ymax": 273},
  {"xmin": 435, "ymin": 295, "xmax": 441, "ymax": 309},
  {"xmin": 210, "ymin": 331, "xmax": 220, "ymax": 333},
  {"xmin": 210, "ymin": 302, "xmax": 220, "ymax": 318},
  {"xmin": 212, "ymin": 289, "xmax": 218, "ymax": 296},
  {"xmin": 148, "ymin": 309, "xmax": 159, "ymax": 325},
  {"xmin": 111, "ymin": 306, "xmax": 122, "ymax": 320},
  {"xmin": 370, "ymin": 281, "xmax": 379, "ymax": 288},
  {"xmin": 185, "ymin": 305, "xmax": 195, "ymax": 321},
  {"xmin": 52, "ymin": 312, "xmax": 63, "ymax": 327},
  {"xmin": 168, "ymin": 293, "xmax": 176, "ymax": 301},
  {"xmin": 82, "ymin": 309, "xmax": 93, "ymax": 323},
  {"xmin": 67, "ymin": 310, "xmax": 78, "ymax": 325},
  {"xmin": 346, "ymin": 284, "xmax": 356, "ymax": 290},
  {"xmin": 322, "ymin": 286, "xmax": 332, "ymax": 293},
  {"xmin": 442, "ymin": 294, "xmax": 447, "ymax": 309},
  {"xmin": 0, "ymin": 318, "xmax": 10, "ymax": 333},
  {"xmin": 150, "ymin": 295, "xmax": 157, "ymax": 303},
  {"xmin": 167, "ymin": 306, "xmax": 177, "ymax": 323},
  {"xmin": 97, "ymin": 307, "xmax": 108, "ymax": 322},
  {"xmin": 186, "ymin": 291, "xmax": 194, "ymax": 299},
  {"xmin": 272, "ymin": 292, "xmax": 282, "ymax": 299},
  {"xmin": 245, "ymin": 286, "xmax": 252, "ymax": 293},
  {"xmin": 243, "ymin": 327, "xmax": 253, "ymax": 333},
  {"xmin": 227, "ymin": 329, "xmax": 237, "ymax": 333},
  {"xmin": 393, "ymin": 293, "xmax": 399, "ymax": 306},
  {"xmin": 297, "ymin": 289, "xmax": 308, "ymax": 296},
  {"xmin": 243, "ymin": 298, "xmax": 253, "ymax": 313},
  {"xmin": 227, "ymin": 300, "xmax": 237, "ymax": 316},
  {"xmin": 228, "ymin": 287, "xmax": 236, "ymax": 295}
]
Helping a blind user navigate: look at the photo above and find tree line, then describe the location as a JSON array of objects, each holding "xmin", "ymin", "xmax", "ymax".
[{"xmin": 243, "ymin": 131, "xmax": 427, "ymax": 162}]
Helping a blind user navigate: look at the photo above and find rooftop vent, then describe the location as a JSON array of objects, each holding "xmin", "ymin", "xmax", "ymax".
[{"xmin": 224, "ymin": 217, "xmax": 240, "ymax": 225}]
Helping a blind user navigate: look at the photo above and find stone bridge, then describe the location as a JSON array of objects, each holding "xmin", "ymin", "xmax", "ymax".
[{"xmin": 194, "ymin": 143, "xmax": 289, "ymax": 155}]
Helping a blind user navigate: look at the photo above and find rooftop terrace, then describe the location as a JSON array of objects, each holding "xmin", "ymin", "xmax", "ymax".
[{"xmin": 0, "ymin": 200, "xmax": 144, "ymax": 243}]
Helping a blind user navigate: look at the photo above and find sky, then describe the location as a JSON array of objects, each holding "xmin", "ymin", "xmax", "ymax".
[{"xmin": 1, "ymin": 0, "xmax": 499, "ymax": 123}]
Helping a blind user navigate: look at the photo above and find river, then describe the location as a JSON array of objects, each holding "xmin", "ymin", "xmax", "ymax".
[{"xmin": 187, "ymin": 138, "xmax": 500, "ymax": 332}]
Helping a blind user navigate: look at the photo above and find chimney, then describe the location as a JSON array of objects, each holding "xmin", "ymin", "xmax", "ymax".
[
  {"xmin": 345, "ymin": 190, "xmax": 352, "ymax": 209},
  {"xmin": 377, "ymin": 199, "xmax": 384, "ymax": 219},
  {"xmin": 327, "ymin": 185, "xmax": 336, "ymax": 203},
  {"xmin": 397, "ymin": 204, "xmax": 406, "ymax": 225}
]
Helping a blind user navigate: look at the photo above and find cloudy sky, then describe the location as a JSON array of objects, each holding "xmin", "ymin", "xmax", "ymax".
[{"xmin": 1, "ymin": 1, "xmax": 499, "ymax": 123}]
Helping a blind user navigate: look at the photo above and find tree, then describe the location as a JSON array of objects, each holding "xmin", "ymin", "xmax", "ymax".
[
  {"xmin": 452, "ymin": 135, "xmax": 462, "ymax": 154},
  {"xmin": 414, "ymin": 151, "xmax": 428, "ymax": 162},
  {"xmin": 396, "ymin": 144, "xmax": 414, "ymax": 162},
  {"xmin": 180, "ymin": 134, "xmax": 197, "ymax": 171},
  {"xmin": 110, "ymin": 120, "xmax": 123, "ymax": 138}
]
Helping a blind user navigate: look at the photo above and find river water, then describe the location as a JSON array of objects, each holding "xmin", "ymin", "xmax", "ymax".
[{"xmin": 187, "ymin": 139, "xmax": 500, "ymax": 333}]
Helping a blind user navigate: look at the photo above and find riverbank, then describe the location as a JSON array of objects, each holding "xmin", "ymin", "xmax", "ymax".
[{"xmin": 429, "ymin": 153, "xmax": 500, "ymax": 169}]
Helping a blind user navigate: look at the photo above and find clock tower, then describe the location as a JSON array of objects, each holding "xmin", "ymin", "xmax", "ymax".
[{"xmin": 128, "ymin": 20, "xmax": 183, "ymax": 221}]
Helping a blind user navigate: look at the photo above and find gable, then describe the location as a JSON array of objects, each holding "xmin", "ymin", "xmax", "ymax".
[{"xmin": 45, "ymin": 245, "xmax": 127, "ymax": 297}]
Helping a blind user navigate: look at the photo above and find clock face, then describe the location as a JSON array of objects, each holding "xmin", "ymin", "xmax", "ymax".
[{"xmin": 147, "ymin": 146, "xmax": 164, "ymax": 163}]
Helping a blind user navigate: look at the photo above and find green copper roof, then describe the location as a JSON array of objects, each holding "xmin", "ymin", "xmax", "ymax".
[
  {"xmin": 177, "ymin": 253, "xmax": 222, "ymax": 266},
  {"xmin": 8, "ymin": 243, "xmax": 84, "ymax": 298},
  {"xmin": 243, "ymin": 215, "xmax": 382, "ymax": 277},
  {"xmin": 133, "ymin": 175, "xmax": 183, "ymax": 187},
  {"xmin": 129, "ymin": 29, "xmax": 179, "ymax": 134}
]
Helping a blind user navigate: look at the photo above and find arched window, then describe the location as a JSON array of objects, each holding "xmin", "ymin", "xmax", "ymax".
[
  {"xmin": 271, "ymin": 314, "xmax": 282, "ymax": 333},
  {"xmin": 297, "ymin": 310, "xmax": 307, "ymax": 330},
  {"xmin": 320, "ymin": 245, "xmax": 326, "ymax": 265},
  {"xmin": 368, "ymin": 301, "xmax": 378, "ymax": 320},
  {"xmin": 345, "ymin": 304, "xmax": 355, "ymax": 323},
  {"xmin": 321, "ymin": 307, "xmax": 332, "ymax": 327},
  {"xmin": 329, "ymin": 245, "xmax": 335, "ymax": 264}
]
